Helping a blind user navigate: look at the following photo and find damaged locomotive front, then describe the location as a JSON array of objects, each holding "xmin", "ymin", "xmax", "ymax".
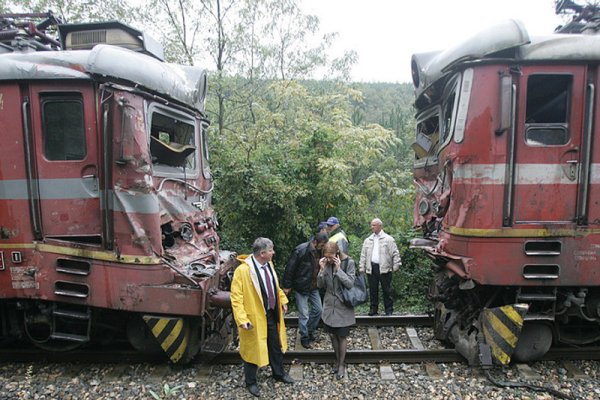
[
  {"xmin": 410, "ymin": 4, "xmax": 600, "ymax": 366},
  {"xmin": 0, "ymin": 13, "xmax": 235, "ymax": 363}
]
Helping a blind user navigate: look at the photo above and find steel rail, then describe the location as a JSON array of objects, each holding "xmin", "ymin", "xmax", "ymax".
[
  {"xmin": 214, "ymin": 346, "xmax": 600, "ymax": 364},
  {"xmin": 0, "ymin": 346, "xmax": 599, "ymax": 364},
  {"xmin": 216, "ymin": 348, "xmax": 463, "ymax": 364},
  {"xmin": 284, "ymin": 314, "xmax": 433, "ymax": 328}
]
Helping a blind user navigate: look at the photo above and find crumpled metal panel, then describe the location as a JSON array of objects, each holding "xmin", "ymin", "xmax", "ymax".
[
  {"xmin": 87, "ymin": 45, "xmax": 206, "ymax": 111},
  {"xmin": 0, "ymin": 55, "xmax": 89, "ymax": 79},
  {"xmin": 157, "ymin": 190, "xmax": 203, "ymax": 221},
  {"xmin": 412, "ymin": 19, "xmax": 529, "ymax": 104}
]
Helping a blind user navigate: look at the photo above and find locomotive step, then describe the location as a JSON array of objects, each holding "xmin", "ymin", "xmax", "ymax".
[
  {"xmin": 517, "ymin": 293, "xmax": 557, "ymax": 301},
  {"xmin": 53, "ymin": 309, "xmax": 90, "ymax": 320},
  {"xmin": 50, "ymin": 332, "xmax": 90, "ymax": 342},
  {"xmin": 523, "ymin": 313, "xmax": 555, "ymax": 321},
  {"xmin": 54, "ymin": 288, "xmax": 89, "ymax": 298}
]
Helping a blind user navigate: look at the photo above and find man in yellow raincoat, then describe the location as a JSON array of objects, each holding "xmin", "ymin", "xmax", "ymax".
[{"xmin": 231, "ymin": 237, "xmax": 293, "ymax": 397}]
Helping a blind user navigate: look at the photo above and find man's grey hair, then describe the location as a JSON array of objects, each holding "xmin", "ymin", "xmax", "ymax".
[
  {"xmin": 252, "ymin": 237, "xmax": 274, "ymax": 255},
  {"xmin": 371, "ymin": 218, "xmax": 383, "ymax": 226}
]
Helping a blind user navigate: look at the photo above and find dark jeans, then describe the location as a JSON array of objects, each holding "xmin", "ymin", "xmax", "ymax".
[
  {"xmin": 368, "ymin": 263, "xmax": 393, "ymax": 314},
  {"xmin": 295, "ymin": 289, "xmax": 322, "ymax": 342},
  {"xmin": 243, "ymin": 309, "xmax": 285, "ymax": 385}
]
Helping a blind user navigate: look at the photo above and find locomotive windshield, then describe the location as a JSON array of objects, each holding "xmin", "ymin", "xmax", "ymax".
[
  {"xmin": 149, "ymin": 105, "xmax": 198, "ymax": 176},
  {"xmin": 413, "ymin": 73, "xmax": 461, "ymax": 163}
]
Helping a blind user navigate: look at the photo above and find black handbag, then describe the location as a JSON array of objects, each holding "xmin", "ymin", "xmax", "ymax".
[{"xmin": 340, "ymin": 259, "xmax": 368, "ymax": 308}]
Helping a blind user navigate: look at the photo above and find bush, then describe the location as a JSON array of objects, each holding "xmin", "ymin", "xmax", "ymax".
[{"xmin": 348, "ymin": 232, "xmax": 434, "ymax": 313}]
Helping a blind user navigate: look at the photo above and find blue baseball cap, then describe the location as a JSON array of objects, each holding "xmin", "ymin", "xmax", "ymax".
[
  {"xmin": 326, "ymin": 216, "xmax": 340, "ymax": 226},
  {"xmin": 317, "ymin": 221, "xmax": 328, "ymax": 230}
]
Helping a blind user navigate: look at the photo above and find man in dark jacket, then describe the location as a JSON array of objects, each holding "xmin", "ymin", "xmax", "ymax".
[{"xmin": 282, "ymin": 232, "xmax": 328, "ymax": 348}]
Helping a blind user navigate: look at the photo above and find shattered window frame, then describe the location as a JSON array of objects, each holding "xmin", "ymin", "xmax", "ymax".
[
  {"xmin": 147, "ymin": 103, "xmax": 199, "ymax": 178},
  {"xmin": 200, "ymin": 120, "xmax": 211, "ymax": 180},
  {"xmin": 413, "ymin": 106, "xmax": 442, "ymax": 167},
  {"xmin": 440, "ymin": 73, "xmax": 460, "ymax": 149},
  {"xmin": 524, "ymin": 74, "xmax": 572, "ymax": 147}
]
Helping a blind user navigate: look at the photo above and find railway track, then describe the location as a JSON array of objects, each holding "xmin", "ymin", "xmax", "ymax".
[
  {"xmin": 284, "ymin": 314, "xmax": 433, "ymax": 327},
  {"xmin": 0, "ymin": 313, "xmax": 596, "ymax": 400},
  {"xmin": 215, "ymin": 346, "xmax": 600, "ymax": 364},
  {"xmin": 1, "ymin": 314, "xmax": 599, "ymax": 365},
  {"xmin": 220, "ymin": 314, "xmax": 600, "ymax": 364}
]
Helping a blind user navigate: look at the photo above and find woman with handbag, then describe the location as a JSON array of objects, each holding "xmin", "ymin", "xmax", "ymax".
[{"xmin": 317, "ymin": 241, "xmax": 356, "ymax": 380}]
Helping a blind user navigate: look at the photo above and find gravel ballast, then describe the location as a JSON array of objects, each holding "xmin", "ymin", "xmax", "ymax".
[{"xmin": 0, "ymin": 316, "xmax": 598, "ymax": 400}]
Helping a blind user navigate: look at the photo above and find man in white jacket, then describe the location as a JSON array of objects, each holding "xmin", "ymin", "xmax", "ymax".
[{"xmin": 358, "ymin": 218, "xmax": 401, "ymax": 315}]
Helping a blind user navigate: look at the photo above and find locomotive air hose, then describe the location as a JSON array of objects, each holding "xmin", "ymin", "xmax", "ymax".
[{"xmin": 483, "ymin": 368, "xmax": 574, "ymax": 400}]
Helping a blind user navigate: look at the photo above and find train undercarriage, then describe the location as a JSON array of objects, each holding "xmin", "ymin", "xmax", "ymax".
[
  {"xmin": 431, "ymin": 271, "xmax": 600, "ymax": 365},
  {"xmin": 0, "ymin": 298, "xmax": 234, "ymax": 363}
]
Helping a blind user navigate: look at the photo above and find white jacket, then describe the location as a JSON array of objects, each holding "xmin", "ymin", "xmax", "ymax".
[{"xmin": 358, "ymin": 231, "xmax": 401, "ymax": 274}]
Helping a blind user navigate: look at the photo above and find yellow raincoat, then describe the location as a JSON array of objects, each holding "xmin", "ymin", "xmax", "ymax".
[{"xmin": 231, "ymin": 254, "xmax": 288, "ymax": 367}]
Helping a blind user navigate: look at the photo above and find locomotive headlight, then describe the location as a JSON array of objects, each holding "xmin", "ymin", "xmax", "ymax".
[
  {"xmin": 418, "ymin": 199, "xmax": 430, "ymax": 215},
  {"xmin": 180, "ymin": 223, "xmax": 193, "ymax": 242}
]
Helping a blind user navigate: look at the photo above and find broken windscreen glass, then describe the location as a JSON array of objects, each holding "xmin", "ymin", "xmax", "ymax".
[{"xmin": 149, "ymin": 108, "xmax": 197, "ymax": 174}]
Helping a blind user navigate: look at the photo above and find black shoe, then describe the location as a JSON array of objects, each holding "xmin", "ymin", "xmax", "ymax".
[
  {"xmin": 385, "ymin": 311, "xmax": 393, "ymax": 316},
  {"xmin": 301, "ymin": 340, "xmax": 312, "ymax": 349},
  {"xmin": 368, "ymin": 311, "xmax": 378, "ymax": 316},
  {"xmin": 336, "ymin": 364, "xmax": 345, "ymax": 380},
  {"xmin": 246, "ymin": 384, "xmax": 260, "ymax": 397},
  {"xmin": 273, "ymin": 374, "xmax": 295, "ymax": 384}
]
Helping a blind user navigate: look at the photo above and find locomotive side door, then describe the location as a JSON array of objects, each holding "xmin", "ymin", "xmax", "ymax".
[
  {"xmin": 512, "ymin": 66, "xmax": 586, "ymax": 224},
  {"xmin": 27, "ymin": 82, "xmax": 103, "ymax": 243}
]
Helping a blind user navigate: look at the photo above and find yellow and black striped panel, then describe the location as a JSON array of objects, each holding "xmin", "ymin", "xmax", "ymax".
[
  {"xmin": 143, "ymin": 316, "xmax": 190, "ymax": 363},
  {"xmin": 481, "ymin": 304, "xmax": 529, "ymax": 365}
]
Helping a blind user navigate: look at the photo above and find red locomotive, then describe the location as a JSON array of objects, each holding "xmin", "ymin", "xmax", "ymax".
[
  {"xmin": 0, "ymin": 13, "xmax": 233, "ymax": 363},
  {"xmin": 410, "ymin": 2, "xmax": 600, "ymax": 364}
]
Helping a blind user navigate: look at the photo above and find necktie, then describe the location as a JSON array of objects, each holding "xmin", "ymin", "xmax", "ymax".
[{"xmin": 262, "ymin": 265, "xmax": 276, "ymax": 310}]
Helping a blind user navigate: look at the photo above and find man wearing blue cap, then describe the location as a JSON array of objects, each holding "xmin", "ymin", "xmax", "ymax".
[
  {"xmin": 326, "ymin": 216, "xmax": 349, "ymax": 256},
  {"xmin": 317, "ymin": 221, "xmax": 328, "ymax": 235}
]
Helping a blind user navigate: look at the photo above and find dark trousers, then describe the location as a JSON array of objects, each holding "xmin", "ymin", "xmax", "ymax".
[
  {"xmin": 368, "ymin": 263, "xmax": 393, "ymax": 314},
  {"xmin": 244, "ymin": 309, "xmax": 285, "ymax": 385}
]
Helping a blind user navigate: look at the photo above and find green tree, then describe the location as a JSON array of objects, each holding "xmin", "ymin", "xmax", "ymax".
[{"xmin": 211, "ymin": 79, "xmax": 399, "ymax": 270}]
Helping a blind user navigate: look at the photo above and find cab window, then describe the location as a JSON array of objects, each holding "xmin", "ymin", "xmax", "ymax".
[
  {"xmin": 525, "ymin": 74, "xmax": 571, "ymax": 146},
  {"xmin": 42, "ymin": 94, "xmax": 86, "ymax": 160}
]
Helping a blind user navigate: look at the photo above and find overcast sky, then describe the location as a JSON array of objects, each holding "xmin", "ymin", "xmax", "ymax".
[{"xmin": 300, "ymin": 0, "xmax": 566, "ymax": 83}]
